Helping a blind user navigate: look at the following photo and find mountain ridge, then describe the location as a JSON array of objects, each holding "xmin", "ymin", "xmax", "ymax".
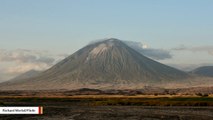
[
  {"xmin": 190, "ymin": 66, "xmax": 213, "ymax": 77},
  {"xmin": 7, "ymin": 70, "xmax": 41, "ymax": 83}
]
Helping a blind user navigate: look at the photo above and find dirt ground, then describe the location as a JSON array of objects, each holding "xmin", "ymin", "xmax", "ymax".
[
  {"xmin": 1, "ymin": 105, "xmax": 213, "ymax": 120},
  {"xmin": 0, "ymin": 95, "xmax": 213, "ymax": 120}
]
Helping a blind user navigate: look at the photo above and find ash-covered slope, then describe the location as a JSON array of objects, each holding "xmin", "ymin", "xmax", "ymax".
[
  {"xmin": 0, "ymin": 38, "xmax": 188, "ymax": 90},
  {"xmin": 190, "ymin": 66, "xmax": 213, "ymax": 77}
]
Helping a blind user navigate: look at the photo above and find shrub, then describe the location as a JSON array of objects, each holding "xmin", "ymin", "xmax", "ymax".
[{"xmin": 196, "ymin": 93, "xmax": 209, "ymax": 97}]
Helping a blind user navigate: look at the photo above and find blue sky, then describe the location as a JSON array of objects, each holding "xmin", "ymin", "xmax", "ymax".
[{"xmin": 0, "ymin": 0, "xmax": 213, "ymax": 81}]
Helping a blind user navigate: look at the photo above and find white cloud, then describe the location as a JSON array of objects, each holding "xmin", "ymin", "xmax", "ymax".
[
  {"xmin": 6, "ymin": 63, "xmax": 50, "ymax": 74},
  {"xmin": 0, "ymin": 68, "xmax": 19, "ymax": 82},
  {"xmin": 0, "ymin": 49, "xmax": 67, "ymax": 82},
  {"xmin": 172, "ymin": 45, "xmax": 213, "ymax": 56},
  {"xmin": 124, "ymin": 41, "xmax": 172, "ymax": 60},
  {"xmin": 142, "ymin": 44, "xmax": 148, "ymax": 49},
  {"xmin": 0, "ymin": 49, "xmax": 55, "ymax": 65},
  {"xmin": 209, "ymin": 51, "xmax": 213, "ymax": 55}
]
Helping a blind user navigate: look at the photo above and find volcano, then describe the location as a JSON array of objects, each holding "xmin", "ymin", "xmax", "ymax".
[{"xmin": 0, "ymin": 38, "xmax": 188, "ymax": 90}]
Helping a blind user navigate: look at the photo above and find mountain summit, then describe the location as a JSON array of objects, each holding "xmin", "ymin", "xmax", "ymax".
[{"xmin": 0, "ymin": 38, "xmax": 188, "ymax": 90}]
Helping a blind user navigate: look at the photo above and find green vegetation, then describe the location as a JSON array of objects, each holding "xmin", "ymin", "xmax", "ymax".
[
  {"xmin": 90, "ymin": 97, "xmax": 213, "ymax": 106},
  {"xmin": 0, "ymin": 102, "xmax": 4, "ymax": 106},
  {"xmin": 0, "ymin": 96, "xmax": 213, "ymax": 106}
]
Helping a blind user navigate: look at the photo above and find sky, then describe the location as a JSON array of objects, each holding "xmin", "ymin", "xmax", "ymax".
[{"xmin": 0, "ymin": 0, "xmax": 213, "ymax": 82}]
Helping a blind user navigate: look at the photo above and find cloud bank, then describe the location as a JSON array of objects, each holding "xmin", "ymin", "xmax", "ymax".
[
  {"xmin": 172, "ymin": 45, "xmax": 213, "ymax": 56},
  {"xmin": 0, "ymin": 49, "xmax": 55, "ymax": 65},
  {"xmin": 0, "ymin": 49, "xmax": 68, "ymax": 82},
  {"xmin": 123, "ymin": 41, "xmax": 172, "ymax": 60}
]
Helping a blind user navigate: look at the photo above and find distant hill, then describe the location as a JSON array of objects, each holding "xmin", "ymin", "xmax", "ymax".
[
  {"xmin": 190, "ymin": 66, "xmax": 213, "ymax": 77},
  {"xmin": 0, "ymin": 38, "xmax": 189, "ymax": 90},
  {"xmin": 7, "ymin": 70, "xmax": 41, "ymax": 83}
]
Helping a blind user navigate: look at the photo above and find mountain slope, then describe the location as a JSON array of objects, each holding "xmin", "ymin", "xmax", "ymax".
[
  {"xmin": 8, "ymin": 70, "xmax": 41, "ymax": 82},
  {"xmin": 0, "ymin": 38, "xmax": 188, "ymax": 90},
  {"xmin": 190, "ymin": 66, "xmax": 213, "ymax": 77}
]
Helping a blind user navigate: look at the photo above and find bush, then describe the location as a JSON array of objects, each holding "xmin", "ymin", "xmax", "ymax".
[
  {"xmin": 196, "ymin": 93, "xmax": 209, "ymax": 97},
  {"xmin": 202, "ymin": 94, "xmax": 209, "ymax": 97},
  {"xmin": 0, "ymin": 102, "xmax": 4, "ymax": 106}
]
